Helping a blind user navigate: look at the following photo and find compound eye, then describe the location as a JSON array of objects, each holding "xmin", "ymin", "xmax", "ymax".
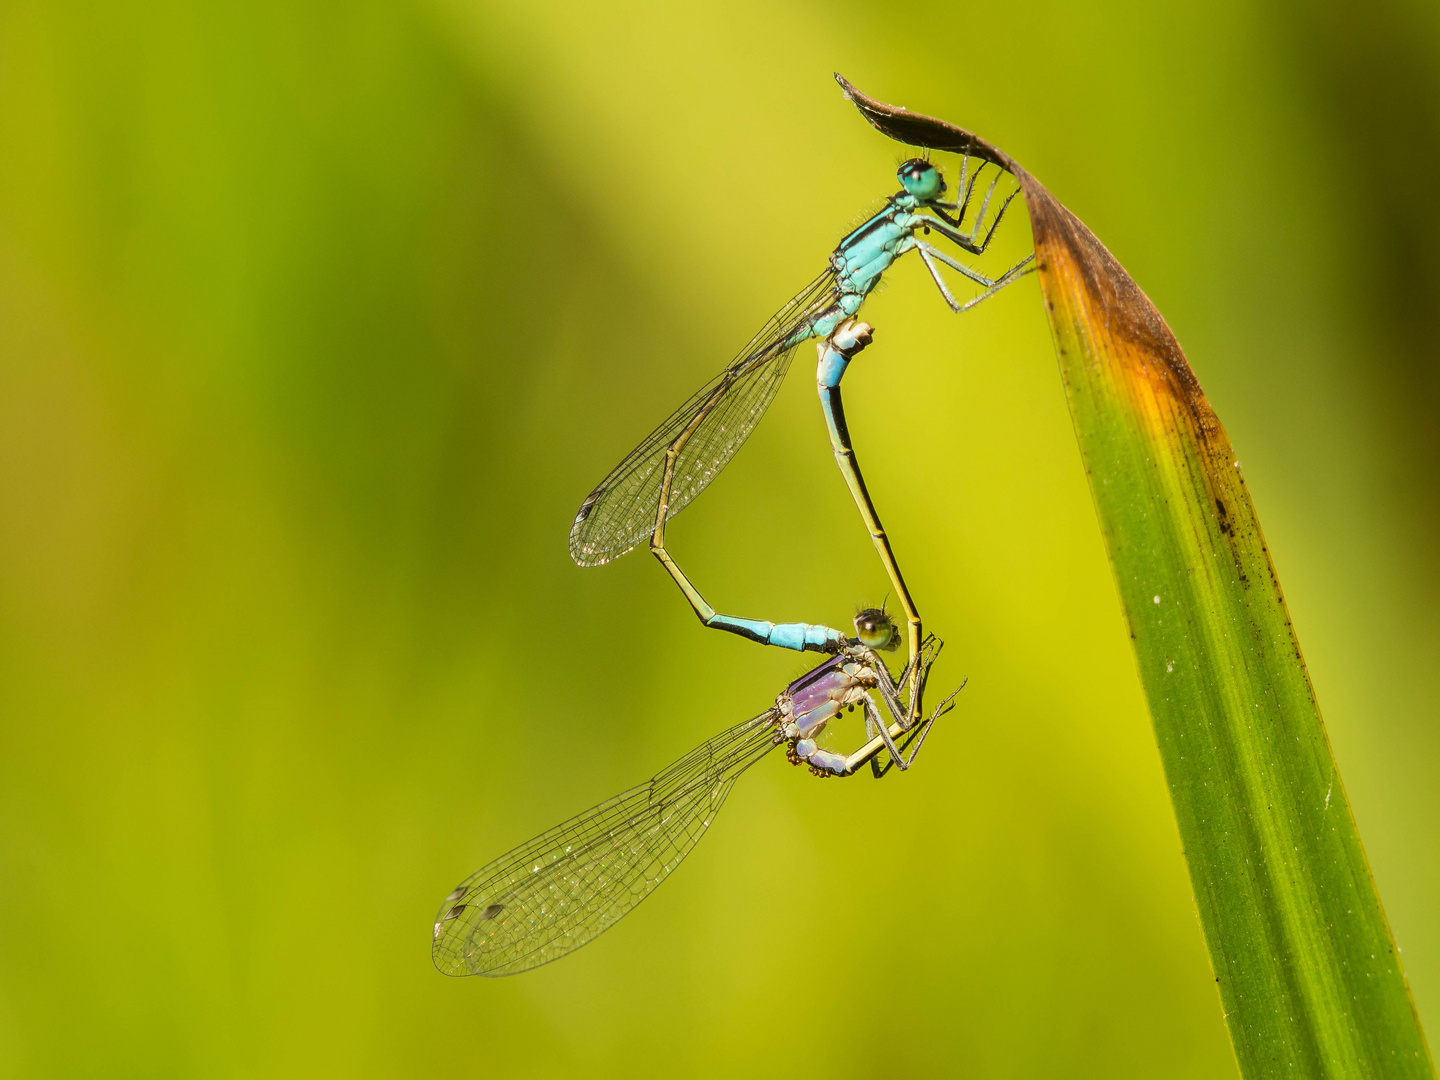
[
  {"xmin": 854, "ymin": 607, "xmax": 900, "ymax": 651},
  {"xmin": 897, "ymin": 159, "xmax": 944, "ymax": 201}
]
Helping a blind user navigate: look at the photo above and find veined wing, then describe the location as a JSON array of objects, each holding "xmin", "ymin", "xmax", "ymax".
[
  {"xmin": 568, "ymin": 269, "xmax": 839, "ymax": 567},
  {"xmin": 432, "ymin": 712, "xmax": 780, "ymax": 977}
]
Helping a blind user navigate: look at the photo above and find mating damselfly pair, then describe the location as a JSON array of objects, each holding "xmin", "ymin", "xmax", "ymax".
[{"xmin": 431, "ymin": 76, "xmax": 1033, "ymax": 977}]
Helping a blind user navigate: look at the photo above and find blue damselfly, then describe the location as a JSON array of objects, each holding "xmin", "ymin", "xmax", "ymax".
[{"xmin": 570, "ymin": 125, "xmax": 1033, "ymax": 684}]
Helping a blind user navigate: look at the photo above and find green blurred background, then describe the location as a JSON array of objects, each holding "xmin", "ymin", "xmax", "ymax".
[{"xmin": 1, "ymin": 0, "xmax": 1437, "ymax": 1075}]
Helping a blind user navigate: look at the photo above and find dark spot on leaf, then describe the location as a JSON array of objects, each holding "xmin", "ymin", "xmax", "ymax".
[{"xmin": 1215, "ymin": 497, "xmax": 1232, "ymax": 536}]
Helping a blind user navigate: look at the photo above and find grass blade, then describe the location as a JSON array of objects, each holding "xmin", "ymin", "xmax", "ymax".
[{"xmin": 837, "ymin": 74, "xmax": 1435, "ymax": 1079}]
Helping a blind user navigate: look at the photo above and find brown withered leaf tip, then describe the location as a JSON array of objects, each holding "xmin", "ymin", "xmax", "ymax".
[{"xmin": 833, "ymin": 73, "xmax": 1216, "ymax": 442}]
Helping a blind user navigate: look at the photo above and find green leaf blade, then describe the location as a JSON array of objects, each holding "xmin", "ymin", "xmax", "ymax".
[
  {"xmin": 1030, "ymin": 193, "xmax": 1423, "ymax": 1076},
  {"xmin": 837, "ymin": 74, "xmax": 1435, "ymax": 1079}
]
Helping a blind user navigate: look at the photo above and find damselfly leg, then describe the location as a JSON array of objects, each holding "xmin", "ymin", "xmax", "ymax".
[
  {"xmin": 785, "ymin": 635, "xmax": 955, "ymax": 778},
  {"xmin": 432, "ymin": 639, "xmax": 960, "ymax": 977},
  {"xmin": 570, "ymin": 124, "xmax": 1034, "ymax": 691}
]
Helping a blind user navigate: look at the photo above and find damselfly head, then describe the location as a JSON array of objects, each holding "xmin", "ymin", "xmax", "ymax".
[
  {"xmin": 897, "ymin": 158, "xmax": 945, "ymax": 202},
  {"xmin": 853, "ymin": 607, "xmax": 900, "ymax": 652}
]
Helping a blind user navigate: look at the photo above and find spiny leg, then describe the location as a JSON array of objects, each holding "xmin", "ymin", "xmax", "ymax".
[
  {"xmin": 862, "ymin": 689, "xmax": 909, "ymax": 774},
  {"xmin": 931, "ymin": 147, "xmax": 983, "ymax": 223},
  {"xmin": 919, "ymin": 194, "xmax": 1026, "ymax": 259},
  {"xmin": 916, "ymin": 238, "xmax": 1029, "ymax": 290},
  {"xmin": 915, "ymin": 242, "xmax": 1037, "ymax": 314},
  {"xmin": 851, "ymin": 629, "xmax": 944, "ymax": 750},
  {"xmin": 862, "ymin": 692, "xmax": 910, "ymax": 778},
  {"xmin": 954, "ymin": 145, "xmax": 976, "ymax": 222},
  {"xmin": 798, "ymin": 679, "xmax": 961, "ymax": 778},
  {"xmin": 867, "ymin": 639, "xmax": 930, "ymax": 728},
  {"xmin": 868, "ymin": 710, "xmax": 938, "ymax": 779},
  {"xmin": 932, "ymin": 160, "xmax": 1022, "ymax": 253},
  {"xmin": 870, "ymin": 680, "xmax": 965, "ymax": 779},
  {"xmin": 892, "ymin": 635, "xmax": 945, "ymax": 736},
  {"xmin": 974, "ymin": 183, "xmax": 1023, "ymax": 251},
  {"xmin": 815, "ymin": 321, "xmax": 923, "ymax": 698},
  {"xmin": 967, "ymin": 164, "xmax": 1004, "ymax": 246},
  {"xmin": 787, "ymin": 638, "xmax": 956, "ymax": 778}
]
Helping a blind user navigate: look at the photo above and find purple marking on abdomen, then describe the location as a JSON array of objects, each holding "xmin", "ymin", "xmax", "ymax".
[
  {"xmin": 785, "ymin": 656, "xmax": 849, "ymax": 711},
  {"xmin": 785, "ymin": 657, "xmax": 857, "ymax": 738}
]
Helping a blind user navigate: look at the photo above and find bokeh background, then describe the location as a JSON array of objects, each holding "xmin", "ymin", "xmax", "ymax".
[{"xmin": 1, "ymin": 0, "xmax": 1437, "ymax": 1076}]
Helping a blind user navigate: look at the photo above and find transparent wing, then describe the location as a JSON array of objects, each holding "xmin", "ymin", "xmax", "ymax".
[
  {"xmin": 432, "ymin": 712, "xmax": 781, "ymax": 977},
  {"xmin": 568, "ymin": 270, "xmax": 839, "ymax": 567}
]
